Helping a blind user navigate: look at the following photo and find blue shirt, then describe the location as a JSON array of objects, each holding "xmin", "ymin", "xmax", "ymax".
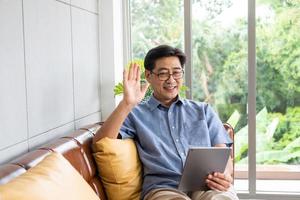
[{"xmin": 119, "ymin": 95, "xmax": 232, "ymax": 198}]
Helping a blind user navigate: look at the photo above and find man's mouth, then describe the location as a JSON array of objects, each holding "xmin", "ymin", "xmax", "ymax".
[{"xmin": 163, "ymin": 85, "xmax": 177, "ymax": 90}]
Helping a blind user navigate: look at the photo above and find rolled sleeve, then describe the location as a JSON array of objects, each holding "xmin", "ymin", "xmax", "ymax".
[
  {"xmin": 205, "ymin": 104, "xmax": 233, "ymax": 146},
  {"xmin": 119, "ymin": 114, "xmax": 136, "ymax": 139}
]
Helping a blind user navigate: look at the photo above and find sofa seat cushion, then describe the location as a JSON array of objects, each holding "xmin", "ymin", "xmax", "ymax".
[
  {"xmin": 93, "ymin": 137, "xmax": 142, "ymax": 200},
  {"xmin": 0, "ymin": 152, "xmax": 100, "ymax": 200}
]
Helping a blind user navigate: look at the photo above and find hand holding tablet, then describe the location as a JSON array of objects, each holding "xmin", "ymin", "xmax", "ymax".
[{"xmin": 178, "ymin": 147, "xmax": 231, "ymax": 192}]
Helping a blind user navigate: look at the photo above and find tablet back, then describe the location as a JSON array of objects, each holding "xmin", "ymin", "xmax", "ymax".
[{"xmin": 178, "ymin": 147, "xmax": 231, "ymax": 192}]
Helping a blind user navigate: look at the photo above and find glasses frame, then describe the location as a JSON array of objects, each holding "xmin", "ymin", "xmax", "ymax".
[{"xmin": 150, "ymin": 69, "xmax": 185, "ymax": 81}]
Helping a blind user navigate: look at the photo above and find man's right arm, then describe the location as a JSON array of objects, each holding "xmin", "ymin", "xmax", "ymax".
[
  {"xmin": 93, "ymin": 63, "xmax": 149, "ymax": 144},
  {"xmin": 93, "ymin": 100, "xmax": 134, "ymax": 143}
]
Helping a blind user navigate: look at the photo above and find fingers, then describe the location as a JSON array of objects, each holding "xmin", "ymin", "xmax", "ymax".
[
  {"xmin": 136, "ymin": 65, "xmax": 141, "ymax": 82},
  {"xmin": 127, "ymin": 63, "xmax": 140, "ymax": 80},
  {"xmin": 206, "ymin": 180, "xmax": 224, "ymax": 192},
  {"xmin": 127, "ymin": 63, "xmax": 133, "ymax": 80},
  {"xmin": 124, "ymin": 63, "xmax": 146, "ymax": 91},
  {"xmin": 206, "ymin": 172, "xmax": 232, "ymax": 191},
  {"xmin": 214, "ymin": 172, "xmax": 233, "ymax": 184}
]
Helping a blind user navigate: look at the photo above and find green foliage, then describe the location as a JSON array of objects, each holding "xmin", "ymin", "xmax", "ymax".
[
  {"xmin": 234, "ymin": 107, "xmax": 277, "ymax": 162},
  {"xmin": 191, "ymin": 0, "xmax": 300, "ymax": 116},
  {"xmin": 226, "ymin": 110, "xmax": 241, "ymax": 128},
  {"xmin": 239, "ymin": 150, "xmax": 300, "ymax": 164},
  {"xmin": 272, "ymin": 107, "xmax": 300, "ymax": 150},
  {"xmin": 113, "ymin": 82, "xmax": 124, "ymax": 96},
  {"xmin": 255, "ymin": 4, "xmax": 300, "ymax": 112},
  {"xmin": 234, "ymin": 107, "xmax": 300, "ymax": 164},
  {"xmin": 191, "ymin": 9, "xmax": 248, "ymax": 113},
  {"xmin": 130, "ymin": 0, "xmax": 184, "ymax": 59}
]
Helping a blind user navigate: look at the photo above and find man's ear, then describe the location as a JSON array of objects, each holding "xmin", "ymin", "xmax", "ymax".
[{"xmin": 145, "ymin": 70, "xmax": 151, "ymax": 82}]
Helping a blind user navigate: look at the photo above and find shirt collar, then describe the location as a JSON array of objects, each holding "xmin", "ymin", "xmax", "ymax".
[{"xmin": 147, "ymin": 94, "xmax": 184, "ymax": 111}]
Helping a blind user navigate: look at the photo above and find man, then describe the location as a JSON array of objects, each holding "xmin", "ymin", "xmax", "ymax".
[{"xmin": 93, "ymin": 45, "xmax": 239, "ymax": 200}]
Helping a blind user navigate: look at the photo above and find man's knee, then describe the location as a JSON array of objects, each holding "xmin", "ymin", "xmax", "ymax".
[
  {"xmin": 144, "ymin": 188, "xmax": 191, "ymax": 200},
  {"xmin": 191, "ymin": 187, "xmax": 239, "ymax": 200}
]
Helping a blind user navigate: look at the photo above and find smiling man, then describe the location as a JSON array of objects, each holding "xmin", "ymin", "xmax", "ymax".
[{"xmin": 93, "ymin": 45, "xmax": 239, "ymax": 200}]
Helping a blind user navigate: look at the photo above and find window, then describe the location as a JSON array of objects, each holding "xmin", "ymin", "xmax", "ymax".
[
  {"xmin": 127, "ymin": 0, "xmax": 300, "ymax": 198},
  {"xmin": 129, "ymin": 0, "xmax": 184, "ymax": 60},
  {"xmin": 255, "ymin": 0, "xmax": 300, "ymax": 194},
  {"xmin": 191, "ymin": 0, "xmax": 249, "ymax": 191}
]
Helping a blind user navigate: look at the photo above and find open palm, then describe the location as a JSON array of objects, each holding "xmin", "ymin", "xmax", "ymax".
[{"xmin": 123, "ymin": 63, "xmax": 149, "ymax": 106}]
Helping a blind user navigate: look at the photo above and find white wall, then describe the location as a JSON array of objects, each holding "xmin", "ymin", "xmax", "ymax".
[{"xmin": 0, "ymin": 0, "xmax": 100, "ymax": 164}]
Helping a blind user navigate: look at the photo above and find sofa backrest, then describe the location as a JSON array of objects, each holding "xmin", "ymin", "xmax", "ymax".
[
  {"xmin": 0, "ymin": 122, "xmax": 234, "ymax": 200},
  {"xmin": 0, "ymin": 123, "xmax": 107, "ymax": 200}
]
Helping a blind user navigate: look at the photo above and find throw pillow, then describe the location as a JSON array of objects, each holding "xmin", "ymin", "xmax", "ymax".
[
  {"xmin": 92, "ymin": 137, "xmax": 142, "ymax": 200},
  {"xmin": 0, "ymin": 152, "xmax": 100, "ymax": 200}
]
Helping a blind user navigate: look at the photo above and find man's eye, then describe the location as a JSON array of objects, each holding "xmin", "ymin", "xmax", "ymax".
[{"xmin": 159, "ymin": 73, "xmax": 169, "ymax": 76}]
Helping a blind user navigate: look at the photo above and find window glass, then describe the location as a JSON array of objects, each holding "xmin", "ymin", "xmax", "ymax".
[
  {"xmin": 130, "ymin": 0, "xmax": 184, "ymax": 60},
  {"xmin": 256, "ymin": 0, "xmax": 300, "ymax": 193},
  {"xmin": 191, "ymin": 0, "xmax": 248, "ymax": 191}
]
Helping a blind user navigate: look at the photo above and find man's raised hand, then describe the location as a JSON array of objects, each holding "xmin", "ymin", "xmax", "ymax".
[{"xmin": 123, "ymin": 63, "xmax": 149, "ymax": 107}]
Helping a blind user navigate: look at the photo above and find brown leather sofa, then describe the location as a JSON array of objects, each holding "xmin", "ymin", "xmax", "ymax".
[
  {"xmin": 0, "ymin": 122, "xmax": 234, "ymax": 200},
  {"xmin": 0, "ymin": 122, "xmax": 107, "ymax": 200}
]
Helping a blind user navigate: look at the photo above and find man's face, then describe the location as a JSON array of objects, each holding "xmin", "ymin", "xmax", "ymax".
[{"xmin": 145, "ymin": 56, "xmax": 183, "ymax": 106}]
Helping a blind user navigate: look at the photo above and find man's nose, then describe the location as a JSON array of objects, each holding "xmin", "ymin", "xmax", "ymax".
[{"xmin": 166, "ymin": 74, "xmax": 176, "ymax": 82}]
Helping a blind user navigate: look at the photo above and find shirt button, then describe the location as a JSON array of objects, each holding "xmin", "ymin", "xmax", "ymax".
[
  {"xmin": 172, "ymin": 126, "xmax": 175, "ymax": 129},
  {"xmin": 176, "ymin": 139, "xmax": 179, "ymax": 142},
  {"xmin": 181, "ymin": 152, "xmax": 184, "ymax": 156}
]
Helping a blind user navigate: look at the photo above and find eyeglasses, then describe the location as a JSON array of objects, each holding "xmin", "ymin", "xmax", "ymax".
[{"xmin": 151, "ymin": 69, "xmax": 184, "ymax": 81}]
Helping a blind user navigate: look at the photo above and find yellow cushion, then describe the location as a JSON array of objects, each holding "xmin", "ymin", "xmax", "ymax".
[
  {"xmin": 92, "ymin": 137, "xmax": 142, "ymax": 200},
  {"xmin": 0, "ymin": 152, "xmax": 100, "ymax": 200}
]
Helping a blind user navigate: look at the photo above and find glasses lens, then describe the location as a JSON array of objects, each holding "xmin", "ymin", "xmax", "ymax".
[
  {"xmin": 173, "ymin": 71, "xmax": 183, "ymax": 79},
  {"xmin": 158, "ymin": 71, "xmax": 183, "ymax": 80},
  {"xmin": 159, "ymin": 73, "xmax": 169, "ymax": 80}
]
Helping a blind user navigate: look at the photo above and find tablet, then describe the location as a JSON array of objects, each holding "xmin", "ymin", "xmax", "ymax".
[{"xmin": 178, "ymin": 147, "xmax": 231, "ymax": 192}]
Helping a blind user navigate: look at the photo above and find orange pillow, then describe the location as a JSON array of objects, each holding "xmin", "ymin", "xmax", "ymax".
[
  {"xmin": 93, "ymin": 137, "xmax": 142, "ymax": 200},
  {"xmin": 0, "ymin": 152, "xmax": 100, "ymax": 200}
]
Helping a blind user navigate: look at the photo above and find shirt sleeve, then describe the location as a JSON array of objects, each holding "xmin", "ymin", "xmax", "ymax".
[
  {"xmin": 204, "ymin": 104, "xmax": 233, "ymax": 147},
  {"xmin": 119, "ymin": 113, "xmax": 136, "ymax": 139}
]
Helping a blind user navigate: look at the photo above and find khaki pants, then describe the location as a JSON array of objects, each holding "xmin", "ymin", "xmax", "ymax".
[{"xmin": 144, "ymin": 186, "xmax": 239, "ymax": 200}]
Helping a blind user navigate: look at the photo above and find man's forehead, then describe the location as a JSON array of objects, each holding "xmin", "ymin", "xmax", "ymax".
[
  {"xmin": 152, "ymin": 56, "xmax": 181, "ymax": 69},
  {"xmin": 155, "ymin": 66, "xmax": 182, "ymax": 71}
]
